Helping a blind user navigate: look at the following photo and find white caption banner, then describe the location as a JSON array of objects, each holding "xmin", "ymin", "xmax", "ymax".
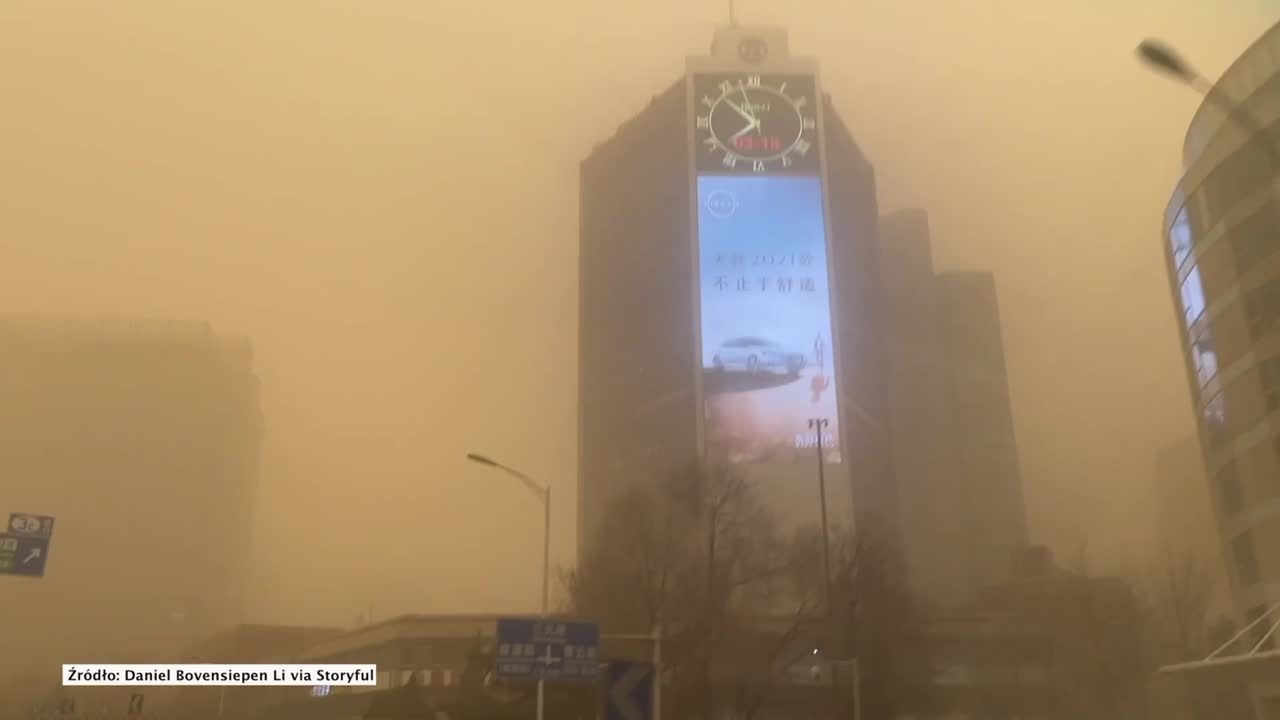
[{"xmin": 63, "ymin": 664, "xmax": 377, "ymax": 686}]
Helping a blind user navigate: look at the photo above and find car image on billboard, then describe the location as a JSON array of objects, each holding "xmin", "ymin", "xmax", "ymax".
[
  {"xmin": 711, "ymin": 337, "xmax": 807, "ymax": 375},
  {"xmin": 697, "ymin": 175, "xmax": 840, "ymax": 465}
]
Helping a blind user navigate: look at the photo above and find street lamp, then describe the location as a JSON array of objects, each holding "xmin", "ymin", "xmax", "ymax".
[
  {"xmin": 806, "ymin": 419, "xmax": 861, "ymax": 720},
  {"xmin": 1136, "ymin": 39, "xmax": 1205, "ymax": 88},
  {"xmin": 1136, "ymin": 37, "xmax": 1278, "ymax": 163},
  {"xmin": 466, "ymin": 452, "xmax": 551, "ymax": 720}
]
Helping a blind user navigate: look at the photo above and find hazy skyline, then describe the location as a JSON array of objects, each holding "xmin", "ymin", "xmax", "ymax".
[{"xmin": 2, "ymin": 0, "xmax": 1276, "ymax": 628}]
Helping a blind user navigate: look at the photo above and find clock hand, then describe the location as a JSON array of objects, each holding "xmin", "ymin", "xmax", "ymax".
[
  {"xmin": 739, "ymin": 83, "xmax": 762, "ymax": 134},
  {"xmin": 722, "ymin": 97, "xmax": 756, "ymax": 125},
  {"xmin": 730, "ymin": 119, "xmax": 760, "ymax": 141}
]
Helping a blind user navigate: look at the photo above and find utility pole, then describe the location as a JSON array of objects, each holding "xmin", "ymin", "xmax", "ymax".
[
  {"xmin": 807, "ymin": 418, "xmax": 840, "ymax": 716},
  {"xmin": 808, "ymin": 419, "xmax": 833, "ymax": 612}
]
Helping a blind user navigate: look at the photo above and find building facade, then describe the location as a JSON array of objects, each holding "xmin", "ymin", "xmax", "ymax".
[
  {"xmin": 0, "ymin": 314, "xmax": 263, "ymax": 673},
  {"xmin": 577, "ymin": 25, "xmax": 895, "ymax": 562},
  {"xmin": 879, "ymin": 209, "xmax": 1029, "ymax": 604},
  {"xmin": 977, "ymin": 547, "xmax": 1149, "ymax": 720},
  {"xmin": 1152, "ymin": 435, "xmax": 1232, "ymax": 612},
  {"xmin": 1163, "ymin": 19, "xmax": 1280, "ymax": 627}
]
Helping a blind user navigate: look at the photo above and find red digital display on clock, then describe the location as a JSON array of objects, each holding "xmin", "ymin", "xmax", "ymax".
[{"xmin": 733, "ymin": 135, "xmax": 784, "ymax": 153}]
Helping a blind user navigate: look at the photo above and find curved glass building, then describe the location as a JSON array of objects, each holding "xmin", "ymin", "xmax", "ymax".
[{"xmin": 1164, "ymin": 21, "xmax": 1280, "ymax": 630}]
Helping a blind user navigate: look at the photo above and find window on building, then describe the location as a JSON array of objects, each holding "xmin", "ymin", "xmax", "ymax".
[
  {"xmin": 1180, "ymin": 265, "xmax": 1207, "ymax": 328},
  {"xmin": 1204, "ymin": 392, "xmax": 1229, "ymax": 448},
  {"xmin": 1233, "ymin": 532, "xmax": 1261, "ymax": 586},
  {"xmin": 1192, "ymin": 327, "xmax": 1219, "ymax": 388},
  {"xmin": 1219, "ymin": 462, "xmax": 1244, "ymax": 516},
  {"xmin": 1261, "ymin": 356, "xmax": 1280, "ymax": 414},
  {"xmin": 1229, "ymin": 204, "xmax": 1280, "ymax": 274},
  {"xmin": 1170, "ymin": 207, "xmax": 1195, "ymax": 269},
  {"xmin": 1244, "ymin": 278, "xmax": 1280, "ymax": 341}
]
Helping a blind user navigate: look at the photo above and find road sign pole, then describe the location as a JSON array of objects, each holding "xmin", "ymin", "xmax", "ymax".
[
  {"xmin": 537, "ymin": 486, "xmax": 551, "ymax": 720},
  {"xmin": 542, "ymin": 487, "xmax": 551, "ymax": 616},
  {"xmin": 652, "ymin": 625, "xmax": 662, "ymax": 720},
  {"xmin": 536, "ymin": 659, "xmax": 545, "ymax": 720},
  {"xmin": 852, "ymin": 657, "xmax": 861, "ymax": 720}
]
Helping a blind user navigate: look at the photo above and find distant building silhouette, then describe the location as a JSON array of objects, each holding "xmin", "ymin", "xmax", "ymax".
[
  {"xmin": 878, "ymin": 209, "xmax": 1029, "ymax": 604},
  {"xmin": 0, "ymin": 314, "xmax": 262, "ymax": 670}
]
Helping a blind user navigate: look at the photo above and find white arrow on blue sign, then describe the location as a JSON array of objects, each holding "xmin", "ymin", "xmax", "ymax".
[
  {"xmin": 605, "ymin": 661, "xmax": 653, "ymax": 720},
  {"xmin": 0, "ymin": 534, "xmax": 50, "ymax": 577}
]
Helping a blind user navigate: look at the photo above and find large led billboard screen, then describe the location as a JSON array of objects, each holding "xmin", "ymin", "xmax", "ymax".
[{"xmin": 697, "ymin": 174, "xmax": 840, "ymax": 464}]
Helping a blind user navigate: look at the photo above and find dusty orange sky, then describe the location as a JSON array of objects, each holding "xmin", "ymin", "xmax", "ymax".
[{"xmin": 1, "ymin": 0, "xmax": 1276, "ymax": 627}]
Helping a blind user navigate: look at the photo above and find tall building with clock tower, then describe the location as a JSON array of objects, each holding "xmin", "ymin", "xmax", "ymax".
[{"xmin": 577, "ymin": 25, "xmax": 895, "ymax": 562}]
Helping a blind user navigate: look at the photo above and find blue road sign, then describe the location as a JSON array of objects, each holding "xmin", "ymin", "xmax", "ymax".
[
  {"xmin": 0, "ymin": 534, "xmax": 50, "ymax": 577},
  {"xmin": 494, "ymin": 618, "xmax": 600, "ymax": 682},
  {"xmin": 605, "ymin": 662, "xmax": 654, "ymax": 720},
  {"xmin": 7, "ymin": 513, "xmax": 55, "ymax": 538}
]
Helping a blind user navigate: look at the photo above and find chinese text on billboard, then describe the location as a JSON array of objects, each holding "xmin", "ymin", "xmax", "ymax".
[{"xmin": 697, "ymin": 175, "xmax": 840, "ymax": 464}]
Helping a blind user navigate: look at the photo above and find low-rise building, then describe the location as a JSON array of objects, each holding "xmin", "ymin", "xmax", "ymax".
[{"xmin": 166, "ymin": 623, "xmax": 345, "ymax": 720}]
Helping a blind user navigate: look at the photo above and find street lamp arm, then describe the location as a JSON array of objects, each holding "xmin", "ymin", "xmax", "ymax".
[
  {"xmin": 495, "ymin": 464, "xmax": 550, "ymax": 500},
  {"xmin": 466, "ymin": 452, "xmax": 548, "ymax": 499}
]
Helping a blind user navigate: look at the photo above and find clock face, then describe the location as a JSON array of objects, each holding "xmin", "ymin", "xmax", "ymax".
[{"xmin": 693, "ymin": 73, "xmax": 820, "ymax": 174}]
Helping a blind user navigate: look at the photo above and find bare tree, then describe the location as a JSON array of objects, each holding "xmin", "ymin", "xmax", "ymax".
[
  {"xmin": 1049, "ymin": 547, "xmax": 1149, "ymax": 720},
  {"xmin": 565, "ymin": 462, "xmax": 836, "ymax": 719},
  {"xmin": 792, "ymin": 522, "xmax": 934, "ymax": 720},
  {"xmin": 566, "ymin": 464, "xmax": 933, "ymax": 720},
  {"xmin": 711, "ymin": 514, "xmax": 932, "ymax": 719},
  {"xmin": 1142, "ymin": 544, "xmax": 1215, "ymax": 664}
]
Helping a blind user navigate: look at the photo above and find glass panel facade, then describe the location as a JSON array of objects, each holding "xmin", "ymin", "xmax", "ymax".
[
  {"xmin": 1244, "ymin": 277, "xmax": 1280, "ymax": 341},
  {"xmin": 1180, "ymin": 265, "xmax": 1208, "ymax": 328},
  {"xmin": 1204, "ymin": 392, "xmax": 1229, "ymax": 448},
  {"xmin": 1200, "ymin": 137, "xmax": 1273, "ymax": 222},
  {"xmin": 1218, "ymin": 461, "xmax": 1243, "ymax": 516},
  {"xmin": 1170, "ymin": 207, "xmax": 1194, "ymax": 269},
  {"xmin": 1191, "ymin": 326, "xmax": 1219, "ymax": 388},
  {"xmin": 1194, "ymin": 116, "xmax": 1280, "ymax": 225},
  {"xmin": 1229, "ymin": 203, "xmax": 1280, "ymax": 274}
]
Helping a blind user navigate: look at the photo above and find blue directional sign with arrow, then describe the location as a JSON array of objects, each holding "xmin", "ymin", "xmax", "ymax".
[
  {"xmin": 605, "ymin": 661, "xmax": 654, "ymax": 720},
  {"xmin": 0, "ymin": 513, "xmax": 54, "ymax": 578},
  {"xmin": 494, "ymin": 618, "xmax": 600, "ymax": 682}
]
